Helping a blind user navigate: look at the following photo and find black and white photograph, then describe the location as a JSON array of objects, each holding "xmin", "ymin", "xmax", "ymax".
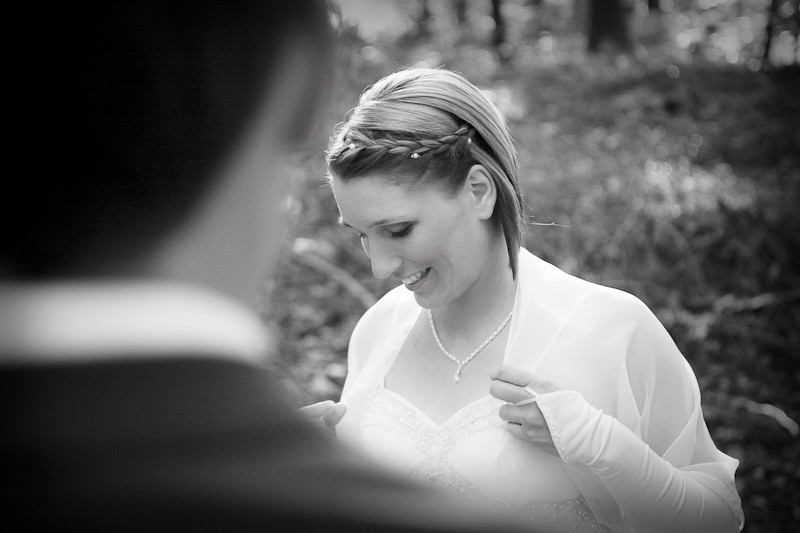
[{"xmin": 3, "ymin": 1, "xmax": 797, "ymax": 532}]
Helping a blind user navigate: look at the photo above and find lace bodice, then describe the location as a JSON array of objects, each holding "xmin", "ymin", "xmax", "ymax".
[{"xmin": 359, "ymin": 386, "xmax": 610, "ymax": 531}]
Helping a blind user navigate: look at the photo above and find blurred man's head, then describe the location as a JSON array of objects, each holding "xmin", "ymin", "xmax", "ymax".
[{"xmin": 5, "ymin": 2, "xmax": 332, "ymax": 307}]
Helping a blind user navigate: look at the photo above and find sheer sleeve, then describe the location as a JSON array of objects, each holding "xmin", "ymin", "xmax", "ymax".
[
  {"xmin": 538, "ymin": 389, "xmax": 741, "ymax": 532},
  {"xmin": 535, "ymin": 293, "xmax": 744, "ymax": 533}
]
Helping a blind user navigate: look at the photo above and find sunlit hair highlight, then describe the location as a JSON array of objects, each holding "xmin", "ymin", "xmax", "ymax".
[{"xmin": 325, "ymin": 68, "xmax": 524, "ymax": 278}]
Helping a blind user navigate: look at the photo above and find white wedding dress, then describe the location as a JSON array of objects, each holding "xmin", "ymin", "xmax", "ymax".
[
  {"xmin": 359, "ymin": 385, "xmax": 608, "ymax": 531},
  {"xmin": 337, "ymin": 248, "xmax": 744, "ymax": 533}
]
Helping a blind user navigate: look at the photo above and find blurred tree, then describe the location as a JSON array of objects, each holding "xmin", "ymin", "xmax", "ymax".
[
  {"xmin": 415, "ymin": 0, "xmax": 513, "ymax": 62},
  {"xmin": 587, "ymin": 0, "xmax": 634, "ymax": 53},
  {"xmin": 456, "ymin": 0, "xmax": 468, "ymax": 25},
  {"xmin": 417, "ymin": 0, "xmax": 432, "ymax": 37},
  {"xmin": 764, "ymin": 0, "xmax": 780, "ymax": 61},
  {"xmin": 492, "ymin": 0, "xmax": 511, "ymax": 62},
  {"xmin": 761, "ymin": 0, "xmax": 799, "ymax": 65}
]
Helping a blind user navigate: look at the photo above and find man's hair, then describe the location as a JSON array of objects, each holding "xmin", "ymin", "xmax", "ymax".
[
  {"xmin": 325, "ymin": 68, "xmax": 524, "ymax": 278},
  {"xmin": 5, "ymin": 1, "xmax": 333, "ymax": 278}
]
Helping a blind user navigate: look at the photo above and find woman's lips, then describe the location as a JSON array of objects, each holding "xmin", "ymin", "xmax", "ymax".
[{"xmin": 401, "ymin": 268, "xmax": 430, "ymax": 290}]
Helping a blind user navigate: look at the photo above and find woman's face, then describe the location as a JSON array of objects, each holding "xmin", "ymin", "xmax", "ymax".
[{"xmin": 330, "ymin": 174, "xmax": 492, "ymax": 310}]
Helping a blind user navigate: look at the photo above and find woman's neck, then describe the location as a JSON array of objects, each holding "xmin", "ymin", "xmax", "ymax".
[{"xmin": 434, "ymin": 237, "xmax": 517, "ymax": 336}]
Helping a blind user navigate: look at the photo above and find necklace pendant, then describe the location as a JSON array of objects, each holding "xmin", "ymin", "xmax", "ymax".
[{"xmin": 454, "ymin": 362, "xmax": 464, "ymax": 382}]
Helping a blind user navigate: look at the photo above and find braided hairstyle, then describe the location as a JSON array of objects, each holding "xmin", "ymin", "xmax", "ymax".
[{"xmin": 326, "ymin": 68, "xmax": 525, "ymax": 278}]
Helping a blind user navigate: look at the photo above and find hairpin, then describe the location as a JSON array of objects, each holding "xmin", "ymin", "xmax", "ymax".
[{"xmin": 410, "ymin": 153, "xmax": 420, "ymax": 159}]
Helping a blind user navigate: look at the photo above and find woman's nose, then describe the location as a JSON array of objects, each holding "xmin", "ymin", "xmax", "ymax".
[{"xmin": 368, "ymin": 242, "xmax": 401, "ymax": 280}]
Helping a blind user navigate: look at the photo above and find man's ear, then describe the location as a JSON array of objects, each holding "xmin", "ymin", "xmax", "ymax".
[{"xmin": 465, "ymin": 164, "xmax": 496, "ymax": 220}]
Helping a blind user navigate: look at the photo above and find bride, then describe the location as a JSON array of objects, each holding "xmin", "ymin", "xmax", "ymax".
[{"xmin": 304, "ymin": 67, "xmax": 744, "ymax": 533}]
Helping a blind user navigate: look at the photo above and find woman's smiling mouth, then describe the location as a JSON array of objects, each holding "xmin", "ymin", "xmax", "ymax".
[{"xmin": 401, "ymin": 268, "xmax": 430, "ymax": 290}]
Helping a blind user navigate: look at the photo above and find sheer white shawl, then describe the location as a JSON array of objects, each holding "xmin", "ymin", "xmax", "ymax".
[{"xmin": 337, "ymin": 248, "xmax": 743, "ymax": 532}]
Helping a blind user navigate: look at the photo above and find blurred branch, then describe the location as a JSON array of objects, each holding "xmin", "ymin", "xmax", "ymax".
[
  {"xmin": 707, "ymin": 391, "xmax": 800, "ymax": 437},
  {"xmin": 292, "ymin": 250, "xmax": 377, "ymax": 311},
  {"xmin": 714, "ymin": 289, "xmax": 800, "ymax": 314}
]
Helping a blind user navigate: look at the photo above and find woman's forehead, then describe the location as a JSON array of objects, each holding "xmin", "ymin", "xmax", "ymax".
[
  {"xmin": 332, "ymin": 173, "xmax": 424, "ymax": 198},
  {"xmin": 332, "ymin": 174, "xmax": 450, "ymax": 226},
  {"xmin": 331, "ymin": 170, "xmax": 452, "ymax": 195}
]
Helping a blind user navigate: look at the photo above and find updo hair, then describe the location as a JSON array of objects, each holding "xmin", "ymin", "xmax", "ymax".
[{"xmin": 325, "ymin": 68, "xmax": 524, "ymax": 278}]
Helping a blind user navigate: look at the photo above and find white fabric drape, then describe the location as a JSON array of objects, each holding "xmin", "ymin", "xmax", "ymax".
[{"xmin": 337, "ymin": 248, "xmax": 743, "ymax": 532}]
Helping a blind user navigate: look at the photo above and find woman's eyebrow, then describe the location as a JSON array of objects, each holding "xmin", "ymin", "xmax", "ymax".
[{"xmin": 338, "ymin": 215, "xmax": 410, "ymax": 229}]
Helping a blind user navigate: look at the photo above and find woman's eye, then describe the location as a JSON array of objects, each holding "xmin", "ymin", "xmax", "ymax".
[{"xmin": 388, "ymin": 224, "xmax": 412, "ymax": 239}]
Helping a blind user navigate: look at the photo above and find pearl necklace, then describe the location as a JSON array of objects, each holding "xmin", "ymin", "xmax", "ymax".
[{"xmin": 427, "ymin": 308, "xmax": 514, "ymax": 383}]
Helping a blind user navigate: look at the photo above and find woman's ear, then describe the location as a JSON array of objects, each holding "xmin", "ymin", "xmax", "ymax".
[{"xmin": 465, "ymin": 164, "xmax": 496, "ymax": 220}]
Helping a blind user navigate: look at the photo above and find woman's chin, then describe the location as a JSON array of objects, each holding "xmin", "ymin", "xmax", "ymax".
[
  {"xmin": 409, "ymin": 288, "xmax": 430, "ymax": 307},
  {"xmin": 411, "ymin": 289, "xmax": 445, "ymax": 310}
]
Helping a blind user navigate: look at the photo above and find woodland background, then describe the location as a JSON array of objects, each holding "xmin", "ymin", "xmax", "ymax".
[{"xmin": 263, "ymin": 1, "xmax": 800, "ymax": 531}]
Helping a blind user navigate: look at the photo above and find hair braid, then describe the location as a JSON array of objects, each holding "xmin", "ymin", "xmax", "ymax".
[{"xmin": 329, "ymin": 124, "xmax": 473, "ymax": 168}]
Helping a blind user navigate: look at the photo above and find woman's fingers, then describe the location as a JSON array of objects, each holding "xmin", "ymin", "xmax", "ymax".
[
  {"xmin": 498, "ymin": 401, "xmax": 543, "ymax": 425},
  {"xmin": 489, "ymin": 364, "xmax": 541, "ymax": 403},
  {"xmin": 490, "ymin": 364, "xmax": 559, "ymax": 397},
  {"xmin": 504, "ymin": 422, "xmax": 560, "ymax": 456},
  {"xmin": 298, "ymin": 400, "xmax": 336, "ymax": 418},
  {"xmin": 497, "ymin": 402, "xmax": 524, "ymax": 424},
  {"xmin": 321, "ymin": 402, "xmax": 347, "ymax": 427},
  {"xmin": 498, "ymin": 402, "xmax": 558, "ymax": 455},
  {"xmin": 489, "ymin": 364, "xmax": 560, "ymax": 455},
  {"xmin": 489, "ymin": 378, "xmax": 533, "ymax": 403},
  {"xmin": 299, "ymin": 400, "xmax": 347, "ymax": 429},
  {"xmin": 488, "ymin": 364, "xmax": 533, "ymax": 386}
]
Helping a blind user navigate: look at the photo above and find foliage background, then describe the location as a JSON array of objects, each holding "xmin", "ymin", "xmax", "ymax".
[{"xmin": 264, "ymin": 1, "xmax": 800, "ymax": 531}]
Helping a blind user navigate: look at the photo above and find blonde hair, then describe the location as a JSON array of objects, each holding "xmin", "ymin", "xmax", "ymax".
[{"xmin": 326, "ymin": 68, "xmax": 524, "ymax": 278}]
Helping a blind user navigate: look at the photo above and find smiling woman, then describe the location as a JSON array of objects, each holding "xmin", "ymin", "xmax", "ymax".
[{"xmin": 303, "ymin": 67, "xmax": 744, "ymax": 533}]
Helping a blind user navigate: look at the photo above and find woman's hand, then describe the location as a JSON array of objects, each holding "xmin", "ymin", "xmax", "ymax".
[
  {"xmin": 298, "ymin": 400, "xmax": 347, "ymax": 433},
  {"xmin": 489, "ymin": 364, "xmax": 561, "ymax": 455}
]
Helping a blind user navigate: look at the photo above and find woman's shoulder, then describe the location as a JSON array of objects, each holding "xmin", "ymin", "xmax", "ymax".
[{"xmin": 519, "ymin": 248, "xmax": 651, "ymax": 320}]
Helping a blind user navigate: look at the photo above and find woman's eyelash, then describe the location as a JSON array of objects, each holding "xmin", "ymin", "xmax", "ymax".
[
  {"xmin": 350, "ymin": 224, "xmax": 412, "ymax": 240},
  {"xmin": 389, "ymin": 225, "xmax": 412, "ymax": 239}
]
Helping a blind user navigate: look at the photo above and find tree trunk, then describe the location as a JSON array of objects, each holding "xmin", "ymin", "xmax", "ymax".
[
  {"xmin": 587, "ymin": 0, "xmax": 633, "ymax": 53},
  {"xmin": 455, "ymin": 0, "xmax": 468, "ymax": 25},
  {"xmin": 417, "ymin": 0, "xmax": 432, "ymax": 37},
  {"xmin": 491, "ymin": 0, "xmax": 506, "ymax": 49},
  {"xmin": 762, "ymin": 0, "xmax": 779, "ymax": 62}
]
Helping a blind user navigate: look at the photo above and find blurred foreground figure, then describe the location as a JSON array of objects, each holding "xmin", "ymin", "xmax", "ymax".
[{"xmin": 0, "ymin": 3, "xmax": 533, "ymax": 531}]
